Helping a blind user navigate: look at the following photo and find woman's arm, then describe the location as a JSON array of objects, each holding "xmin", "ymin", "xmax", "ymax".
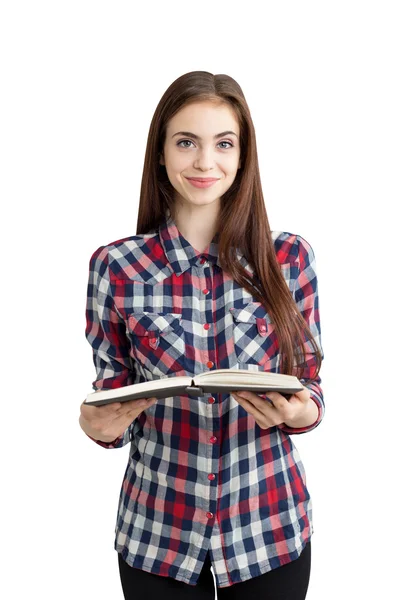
[
  {"xmin": 82, "ymin": 244, "xmax": 136, "ymax": 449},
  {"xmin": 279, "ymin": 235, "xmax": 325, "ymax": 435}
]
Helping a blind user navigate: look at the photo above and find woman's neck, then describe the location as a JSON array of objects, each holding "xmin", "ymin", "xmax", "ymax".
[{"xmin": 172, "ymin": 201, "xmax": 220, "ymax": 254}]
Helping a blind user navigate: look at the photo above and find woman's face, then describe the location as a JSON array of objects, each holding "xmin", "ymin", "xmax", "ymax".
[{"xmin": 160, "ymin": 100, "xmax": 241, "ymax": 211}]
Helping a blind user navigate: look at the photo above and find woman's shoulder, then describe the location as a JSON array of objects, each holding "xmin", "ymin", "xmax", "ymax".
[
  {"xmin": 90, "ymin": 231, "xmax": 158, "ymax": 259},
  {"xmin": 104, "ymin": 230, "xmax": 158, "ymax": 251},
  {"xmin": 88, "ymin": 231, "xmax": 161, "ymax": 283},
  {"xmin": 271, "ymin": 230, "xmax": 316, "ymax": 269}
]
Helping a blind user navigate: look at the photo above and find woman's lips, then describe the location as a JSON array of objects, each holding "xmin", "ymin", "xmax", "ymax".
[{"xmin": 185, "ymin": 177, "xmax": 219, "ymax": 189}]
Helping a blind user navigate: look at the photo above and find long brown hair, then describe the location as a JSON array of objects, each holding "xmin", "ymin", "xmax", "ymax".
[{"xmin": 136, "ymin": 71, "xmax": 322, "ymax": 385}]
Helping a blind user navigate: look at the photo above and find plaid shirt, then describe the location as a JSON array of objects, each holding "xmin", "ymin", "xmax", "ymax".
[{"xmin": 84, "ymin": 214, "xmax": 324, "ymax": 588}]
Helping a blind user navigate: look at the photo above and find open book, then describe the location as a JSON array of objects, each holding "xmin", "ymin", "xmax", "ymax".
[{"xmin": 84, "ymin": 369, "xmax": 304, "ymax": 407}]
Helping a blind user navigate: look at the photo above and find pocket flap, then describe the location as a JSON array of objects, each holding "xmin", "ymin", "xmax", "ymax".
[
  {"xmin": 127, "ymin": 312, "xmax": 182, "ymax": 336},
  {"xmin": 229, "ymin": 302, "xmax": 272, "ymax": 325}
]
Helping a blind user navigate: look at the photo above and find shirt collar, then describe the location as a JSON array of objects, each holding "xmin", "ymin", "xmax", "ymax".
[{"xmin": 158, "ymin": 213, "xmax": 248, "ymax": 277}]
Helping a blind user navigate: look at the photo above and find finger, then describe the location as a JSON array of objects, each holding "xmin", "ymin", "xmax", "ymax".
[
  {"xmin": 233, "ymin": 391, "xmax": 276, "ymax": 410},
  {"xmin": 247, "ymin": 390, "xmax": 291, "ymax": 412},
  {"xmin": 232, "ymin": 393, "xmax": 272, "ymax": 426},
  {"xmin": 292, "ymin": 387, "xmax": 310, "ymax": 403},
  {"xmin": 97, "ymin": 401, "xmax": 123, "ymax": 414},
  {"xmin": 250, "ymin": 391, "xmax": 298, "ymax": 421},
  {"xmin": 115, "ymin": 397, "xmax": 156, "ymax": 416},
  {"xmin": 110, "ymin": 399, "xmax": 156, "ymax": 428},
  {"xmin": 81, "ymin": 401, "xmax": 120, "ymax": 419},
  {"xmin": 117, "ymin": 397, "xmax": 151, "ymax": 410},
  {"xmin": 107, "ymin": 409, "xmax": 138, "ymax": 432},
  {"xmin": 113, "ymin": 399, "xmax": 137, "ymax": 412},
  {"xmin": 96, "ymin": 402, "xmax": 127, "ymax": 419}
]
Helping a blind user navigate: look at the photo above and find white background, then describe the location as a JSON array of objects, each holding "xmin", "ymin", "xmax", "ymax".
[{"xmin": 1, "ymin": 1, "xmax": 399, "ymax": 598}]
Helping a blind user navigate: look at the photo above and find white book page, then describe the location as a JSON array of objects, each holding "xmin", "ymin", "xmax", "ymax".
[
  {"xmin": 87, "ymin": 375, "xmax": 193, "ymax": 401},
  {"xmin": 195, "ymin": 369, "xmax": 299, "ymax": 385}
]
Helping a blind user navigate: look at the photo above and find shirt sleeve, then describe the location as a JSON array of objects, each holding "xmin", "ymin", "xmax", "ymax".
[
  {"xmin": 279, "ymin": 235, "xmax": 325, "ymax": 435},
  {"xmin": 84, "ymin": 244, "xmax": 136, "ymax": 449}
]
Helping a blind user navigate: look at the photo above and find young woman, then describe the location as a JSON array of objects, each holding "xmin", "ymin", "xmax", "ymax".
[{"xmin": 79, "ymin": 71, "xmax": 324, "ymax": 599}]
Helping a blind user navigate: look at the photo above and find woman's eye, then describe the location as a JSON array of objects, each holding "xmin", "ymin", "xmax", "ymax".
[
  {"xmin": 218, "ymin": 141, "xmax": 233, "ymax": 149},
  {"xmin": 177, "ymin": 140, "xmax": 194, "ymax": 148},
  {"xmin": 176, "ymin": 139, "xmax": 233, "ymax": 149}
]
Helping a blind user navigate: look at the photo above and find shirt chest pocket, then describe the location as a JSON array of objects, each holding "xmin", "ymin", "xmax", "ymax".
[
  {"xmin": 126, "ymin": 312, "xmax": 186, "ymax": 377},
  {"xmin": 229, "ymin": 302, "xmax": 279, "ymax": 369}
]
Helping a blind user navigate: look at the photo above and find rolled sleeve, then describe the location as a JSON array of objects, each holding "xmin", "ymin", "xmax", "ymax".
[
  {"xmin": 85, "ymin": 432, "xmax": 126, "ymax": 449},
  {"xmin": 84, "ymin": 245, "xmax": 136, "ymax": 449},
  {"xmin": 279, "ymin": 235, "xmax": 325, "ymax": 435}
]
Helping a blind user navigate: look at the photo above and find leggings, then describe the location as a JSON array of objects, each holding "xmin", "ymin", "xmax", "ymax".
[{"xmin": 118, "ymin": 540, "xmax": 311, "ymax": 600}]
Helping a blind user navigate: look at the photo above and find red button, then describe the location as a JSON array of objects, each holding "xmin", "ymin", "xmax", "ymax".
[
  {"xmin": 208, "ymin": 397, "xmax": 215, "ymax": 404},
  {"xmin": 206, "ymin": 512, "xmax": 214, "ymax": 519},
  {"xmin": 210, "ymin": 436, "xmax": 217, "ymax": 443},
  {"xmin": 148, "ymin": 332, "xmax": 159, "ymax": 349},
  {"xmin": 202, "ymin": 289, "xmax": 209, "ymax": 294},
  {"xmin": 256, "ymin": 317, "xmax": 268, "ymax": 336},
  {"xmin": 204, "ymin": 323, "xmax": 210, "ymax": 330},
  {"xmin": 206, "ymin": 361, "xmax": 214, "ymax": 368},
  {"xmin": 208, "ymin": 474, "xmax": 215, "ymax": 481},
  {"xmin": 200, "ymin": 257, "xmax": 206, "ymax": 264}
]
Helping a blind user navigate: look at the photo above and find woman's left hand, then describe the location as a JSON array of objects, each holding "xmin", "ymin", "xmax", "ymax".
[{"xmin": 231, "ymin": 387, "xmax": 311, "ymax": 430}]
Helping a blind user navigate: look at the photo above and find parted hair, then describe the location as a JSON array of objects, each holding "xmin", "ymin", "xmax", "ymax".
[{"xmin": 136, "ymin": 70, "xmax": 322, "ymax": 385}]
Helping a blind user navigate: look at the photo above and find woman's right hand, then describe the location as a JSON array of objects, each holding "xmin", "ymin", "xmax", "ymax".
[{"xmin": 79, "ymin": 396, "xmax": 158, "ymax": 443}]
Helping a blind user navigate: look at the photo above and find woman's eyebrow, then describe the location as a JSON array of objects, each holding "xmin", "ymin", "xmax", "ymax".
[{"xmin": 172, "ymin": 130, "xmax": 238, "ymax": 140}]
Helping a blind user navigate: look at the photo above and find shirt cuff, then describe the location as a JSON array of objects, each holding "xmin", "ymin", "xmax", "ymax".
[
  {"xmin": 85, "ymin": 432, "xmax": 125, "ymax": 449},
  {"xmin": 278, "ymin": 395, "xmax": 323, "ymax": 435}
]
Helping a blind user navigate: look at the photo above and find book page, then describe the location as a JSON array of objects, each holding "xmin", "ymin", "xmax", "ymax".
[
  {"xmin": 87, "ymin": 375, "xmax": 193, "ymax": 402},
  {"xmin": 195, "ymin": 369, "xmax": 298, "ymax": 385}
]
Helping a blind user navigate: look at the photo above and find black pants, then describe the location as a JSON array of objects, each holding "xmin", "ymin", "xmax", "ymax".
[{"xmin": 118, "ymin": 540, "xmax": 311, "ymax": 599}]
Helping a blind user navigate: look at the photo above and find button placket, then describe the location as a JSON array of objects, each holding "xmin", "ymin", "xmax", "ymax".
[{"xmin": 199, "ymin": 256, "xmax": 217, "ymax": 518}]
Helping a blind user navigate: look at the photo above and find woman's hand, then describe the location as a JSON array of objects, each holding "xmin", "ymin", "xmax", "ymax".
[
  {"xmin": 79, "ymin": 397, "xmax": 157, "ymax": 442},
  {"xmin": 231, "ymin": 387, "xmax": 312, "ymax": 430}
]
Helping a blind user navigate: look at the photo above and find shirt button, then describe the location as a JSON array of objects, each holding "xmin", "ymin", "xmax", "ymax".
[
  {"xmin": 208, "ymin": 397, "xmax": 215, "ymax": 404},
  {"xmin": 202, "ymin": 288, "xmax": 209, "ymax": 295},
  {"xmin": 200, "ymin": 257, "xmax": 206, "ymax": 264},
  {"xmin": 210, "ymin": 436, "xmax": 217, "ymax": 443},
  {"xmin": 208, "ymin": 473, "xmax": 216, "ymax": 481},
  {"xmin": 206, "ymin": 512, "xmax": 214, "ymax": 519},
  {"xmin": 206, "ymin": 361, "xmax": 214, "ymax": 368},
  {"xmin": 256, "ymin": 317, "xmax": 268, "ymax": 336},
  {"xmin": 204, "ymin": 323, "xmax": 210, "ymax": 330}
]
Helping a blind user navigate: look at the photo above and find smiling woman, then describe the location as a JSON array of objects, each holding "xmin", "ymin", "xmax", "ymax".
[
  {"xmin": 82, "ymin": 70, "xmax": 323, "ymax": 599},
  {"xmin": 159, "ymin": 101, "xmax": 242, "ymax": 219}
]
